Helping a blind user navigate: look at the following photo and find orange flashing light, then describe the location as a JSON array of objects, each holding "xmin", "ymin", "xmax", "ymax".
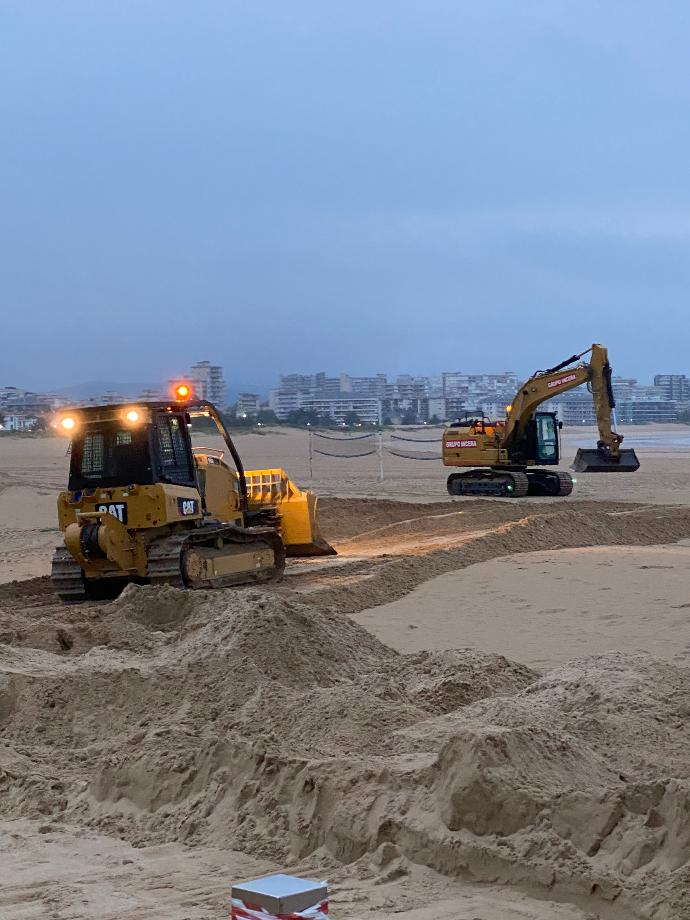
[{"xmin": 173, "ymin": 383, "xmax": 192, "ymax": 400}]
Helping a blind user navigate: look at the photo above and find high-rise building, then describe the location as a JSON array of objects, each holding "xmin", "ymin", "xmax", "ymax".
[
  {"xmin": 189, "ymin": 361, "xmax": 226, "ymax": 405},
  {"xmin": 654, "ymin": 374, "xmax": 690, "ymax": 401},
  {"xmin": 236, "ymin": 393, "xmax": 262, "ymax": 416},
  {"xmin": 351, "ymin": 374, "xmax": 388, "ymax": 397}
]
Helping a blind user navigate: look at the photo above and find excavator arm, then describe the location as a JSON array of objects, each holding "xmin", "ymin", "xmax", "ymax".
[{"xmin": 503, "ymin": 344, "xmax": 639, "ymax": 472}]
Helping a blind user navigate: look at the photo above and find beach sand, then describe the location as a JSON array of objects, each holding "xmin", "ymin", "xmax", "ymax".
[{"xmin": 2, "ymin": 425, "xmax": 690, "ymax": 919}]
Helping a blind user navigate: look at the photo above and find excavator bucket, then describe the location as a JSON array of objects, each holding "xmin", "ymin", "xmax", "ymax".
[
  {"xmin": 571, "ymin": 448, "xmax": 640, "ymax": 473},
  {"xmin": 244, "ymin": 469, "xmax": 336, "ymax": 556}
]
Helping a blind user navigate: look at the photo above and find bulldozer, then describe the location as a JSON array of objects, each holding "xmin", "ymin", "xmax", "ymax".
[
  {"xmin": 51, "ymin": 386, "xmax": 334, "ymax": 601},
  {"xmin": 442, "ymin": 343, "xmax": 640, "ymax": 498}
]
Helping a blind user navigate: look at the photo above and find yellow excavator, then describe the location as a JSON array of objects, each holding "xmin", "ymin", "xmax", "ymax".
[
  {"xmin": 442, "ymin": 344, "xmax": 640, "ymax": 497},
  {"xmin": 51, "ymin": 385, "xmax": 334, "ymax": 601}
]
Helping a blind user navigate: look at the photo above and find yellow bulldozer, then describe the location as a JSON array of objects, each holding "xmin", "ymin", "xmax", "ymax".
[
  {"xmin": 51, "ymin": 386, "xmax": 334, "ymax": 601},
  {"xmin": 442, "ymin": 343, "xmax": 640, "ymax": 497}
]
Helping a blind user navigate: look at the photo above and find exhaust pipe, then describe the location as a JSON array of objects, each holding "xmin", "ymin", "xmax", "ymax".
[{"xmin": 571, "ymin": 447, "xmax": 640, "ymax": 473}]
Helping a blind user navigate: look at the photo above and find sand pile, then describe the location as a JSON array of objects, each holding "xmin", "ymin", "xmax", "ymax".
[{"xmin": 1, "ymin": 581, "xmax": 690, "ymax": 918}]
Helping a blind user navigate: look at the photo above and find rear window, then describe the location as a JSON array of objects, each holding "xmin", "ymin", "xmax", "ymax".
[
  {"xmin": 80, "ymin": 431, "xmax": 105, "ymax": 477},
  {"xmin": 69, "ymin": 424, "xmax": 153, "ymax": 490}
]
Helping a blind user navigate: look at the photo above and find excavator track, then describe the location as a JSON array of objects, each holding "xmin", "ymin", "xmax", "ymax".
[
  {"xmin": 447, "ymin": 470, "xmax": 529, "ymax": 498},
  {"xmin": 526, "ymin": 470, "xmax": 574, "ymax": 497},
  {"xmin": 555, "ymin": 471, "xmax": 574, "ymax": 496}
]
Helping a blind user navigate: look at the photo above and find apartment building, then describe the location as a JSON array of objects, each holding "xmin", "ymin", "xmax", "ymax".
[
  {"xmin": 189, "ymin": 361, "xmax": 226, "ymax": 405},
  {"xmin": 236, "ymin": 393, "xmax": 262, "ymax": 416},
  {"xmin": 300, "ymin": 393, "xmax": 382, "ymax": 425},
  {"xmin": 654, "ymin": 374, "xmax": 690, "ymax": 401}
]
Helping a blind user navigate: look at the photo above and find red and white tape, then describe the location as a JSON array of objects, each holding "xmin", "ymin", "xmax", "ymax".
[{"xmin": 231, "ymin": 897, "xmax": 329, "ymax": 920}]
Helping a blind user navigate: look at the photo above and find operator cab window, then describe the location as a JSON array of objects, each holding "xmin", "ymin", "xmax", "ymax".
[
  {"xmin": 155, "ymin": 415, "xmax": 195, "ymax": 486},
  {"xmin": 536, "ymin": 414, "xmax": 558, "ymax": 462},
  {"xmin": 80, "ymin": 431, "xmax": 105, "ymax": 477},
  {"xmin": 79, "ymin": 429, "xmax": 138, "ymax": 479},
  {"xmin": 69, "ymin": 424, "xmax": 153, "ymax": 490}
]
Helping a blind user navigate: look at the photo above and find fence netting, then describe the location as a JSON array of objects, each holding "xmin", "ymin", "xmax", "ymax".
[
  {"xmin": 385, "ymin": 445, "xmax": 442, "ymax": 460},
  {"xmin": 390, "ymin": 429, "xmax": 441, "ymax": 441},
  {"xmin": 311, "ymin": 431, "xmax": 378, "ymax": 458},
  {"xmin": 308, "ymin": 430, "xmax": 443, "ymax": 477}
]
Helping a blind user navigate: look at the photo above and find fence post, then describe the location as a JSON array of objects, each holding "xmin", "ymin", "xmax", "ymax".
[
  {"xmin": 308, "ymin": 429, "xmax": 313, "ymax": 480},
  {"xmin": 377, "ymin": 432, "xmax": 384, "ymax": 483}
]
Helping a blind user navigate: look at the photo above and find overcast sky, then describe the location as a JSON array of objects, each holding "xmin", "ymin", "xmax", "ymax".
[{"xmin": 2, "ymin": 2, "xmax": 689, "ymax": 392}]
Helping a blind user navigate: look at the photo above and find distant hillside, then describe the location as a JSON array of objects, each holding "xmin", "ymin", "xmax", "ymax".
[
  {"xmin": 52, "ymin": 380, "xmax": 268, "ymax": 404},
  {"xmin": 53, "ymin": 381, "xmax": 159, "ymax": 400}
]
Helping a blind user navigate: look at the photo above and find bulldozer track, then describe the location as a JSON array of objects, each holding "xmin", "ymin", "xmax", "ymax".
[
  {"xmin": 146, "ymin": 534, "xmax": 189, "ymax": 588},
  {"xmin": 50, "ymin": 547, "xmax": 87, "ymax": 603},
  {"xmin": 144, "ymin": 524, "xmax": 287, "ymax": 591},
  {"xmin": 51, "ymin": 524, "xmax": 286, "ymax": 602}
]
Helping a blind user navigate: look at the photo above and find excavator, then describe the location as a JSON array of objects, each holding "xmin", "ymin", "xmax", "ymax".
[
  {"xmin": 50, "ymin": 384, "xmax": 335, "ymax": 601},
  {"xmin": 442, "ymin": 343, "xmax": 640, "ymax": 498}
]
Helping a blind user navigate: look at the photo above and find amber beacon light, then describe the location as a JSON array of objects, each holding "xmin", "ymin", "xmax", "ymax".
[{"xmin": 174, "ymin": 383, "xmax": 192, "ymax": 400}]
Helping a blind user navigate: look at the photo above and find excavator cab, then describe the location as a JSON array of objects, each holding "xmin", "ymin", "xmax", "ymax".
[{"xmin": 531, "ymin": 412, "xmax": 561, "ymax": 465}]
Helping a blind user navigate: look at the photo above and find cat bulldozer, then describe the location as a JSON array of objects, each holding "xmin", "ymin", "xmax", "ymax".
[
  {"xmin": 51, "ymin": 388, "xmax": 334, "ymax": 601},
  {"xmin": 443, "ymin": 343, "xmax": 640, "ymax": 498}
]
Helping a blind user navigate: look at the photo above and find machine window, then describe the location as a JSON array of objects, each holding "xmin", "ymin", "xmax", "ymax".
[
  {"xmin": 157, "ymin": 417, "xmax": 186, "ymax": 465},
  {"xmin": 80, "ymin": 432, "xmax": 105, "ymax": 477},
  {"xmin": 155, "ymin": 416, "xmax": 194, "ymax": 484},
  {"xmin": 536, "ymin": 415, "xmax": 558, "ymax": 460},
  {"xmin": 157, "ymin": 420, "xmax": 175, "ymax": 465},
  {"xmin": 170, "ymin": 417, "xmax": 186, "ymax": 462},
  {"xmin": 70, "ymin": 424, "xmax": 153, "ymax": 490}
]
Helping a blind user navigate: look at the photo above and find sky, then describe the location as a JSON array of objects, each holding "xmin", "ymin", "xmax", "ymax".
[{"xmin": 2, "ymin": 1, "xmax": 690, "ymax": 393}]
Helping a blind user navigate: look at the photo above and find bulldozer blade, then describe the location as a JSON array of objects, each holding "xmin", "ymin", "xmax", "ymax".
[
  {"xmin": 244, "ymin": 468, "xmax": 337, "ymax": 557},
  {"xmin": 571, "ymin": 448, "xmax": 640, "ymax": 473},
  {"xmin": 279, "ymin": 488, "xmax": 337, "ymax": 556}
]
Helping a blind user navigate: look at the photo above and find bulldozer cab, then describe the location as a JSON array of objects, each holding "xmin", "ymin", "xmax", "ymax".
[{"xmin": 68, "ymin": 410, "xmax": 196, "ymax": 492}]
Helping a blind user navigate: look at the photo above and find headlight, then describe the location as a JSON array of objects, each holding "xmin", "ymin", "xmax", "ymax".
[
  {"xmin": 125, "ymin": 408, "xmax": 141, "ymax": 423},
  {"xmin": 60, "ymin": 416, "xmax": 76, "ymax": 431}
]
